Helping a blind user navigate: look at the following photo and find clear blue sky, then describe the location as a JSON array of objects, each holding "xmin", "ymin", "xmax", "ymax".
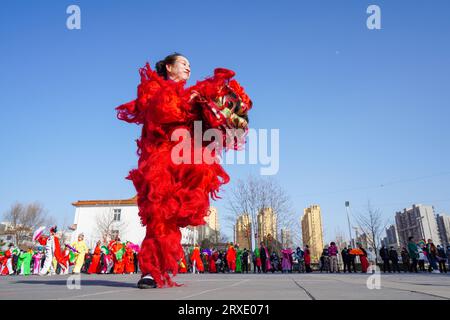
[{"xmin": 1, "ymin": 0, "xmax": 449, "ymax": 244}]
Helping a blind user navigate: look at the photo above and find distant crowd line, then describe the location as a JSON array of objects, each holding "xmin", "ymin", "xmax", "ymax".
[{"xmin": 1, "ymin": 232, "xmax": 449, "ymax": 276}]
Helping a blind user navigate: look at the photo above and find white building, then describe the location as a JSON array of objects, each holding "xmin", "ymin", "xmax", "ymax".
[
  {"xmin": 395, "ymin": 204, "xmax": 440, "ymax": 246},
  {"xmin": 0, "ymin": 222, "xmax": 14, "ymax": 245},
  {"xmin": 437, "ymin": 213, "xmax": 450, "ymax": 247},
  {"xmin": 70, "ymin": 196, "xmax": 203, "ymax": 249}
]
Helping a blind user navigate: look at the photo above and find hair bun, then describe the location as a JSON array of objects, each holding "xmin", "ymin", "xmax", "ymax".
[{"xmin": 155, "ymin": 60, "xmax": 166, "ymax": 77}]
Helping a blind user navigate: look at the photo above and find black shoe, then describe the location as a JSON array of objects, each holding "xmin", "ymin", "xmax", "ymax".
[{"xmin": 137, "ymin": 277, "xmax": 157, "ymax": 289}]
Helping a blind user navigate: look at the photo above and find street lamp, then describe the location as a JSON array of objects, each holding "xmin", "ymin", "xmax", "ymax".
[{"xmin": 345, "ymin": 201, "xmax": 353, "ymax": 247}]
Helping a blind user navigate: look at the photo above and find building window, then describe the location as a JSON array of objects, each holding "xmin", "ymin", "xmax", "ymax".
[{"xmin": 113, "ymin": 209, "xmax": 121, "ymax": 222}]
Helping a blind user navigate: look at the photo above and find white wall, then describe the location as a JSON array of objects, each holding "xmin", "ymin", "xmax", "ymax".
[
  {"xmin": 71, "ymin": 204, "xmax": 195, "ymax": 249},
  {"xmin": 420, "ymin": 205, "xmax": 440, "ymax": 243}
]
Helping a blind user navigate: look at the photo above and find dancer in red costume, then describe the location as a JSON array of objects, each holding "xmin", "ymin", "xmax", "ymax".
[
  {"xmin": 88, "ymin": 241, "xmax": 102, "ymax": 274},
  {"xmin": 116, "ymin": 53, "xmax": 251, "ymax": 288},
  {"xmin": 109, "ymin": 237, "xmax": 125, "ymax": 274},
  {"xmin": 124, "ymin": 245, "xmax": 135, "ymax": 274},
  {"xmin": 209, "ymin": 249, "xmax": 217, "ymax": 273},
  {"xmin": 190, "ymin": 245, "xmax": 204, "ymax": 274},
  {"xmin": 226, "ymin": 243, "xmax": 237, "ymax": 272}
]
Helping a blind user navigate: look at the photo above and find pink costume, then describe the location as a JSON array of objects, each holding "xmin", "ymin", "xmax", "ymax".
[{"xmin": 33, "ymin": 252, "xmax": 42, "ymax": 275}]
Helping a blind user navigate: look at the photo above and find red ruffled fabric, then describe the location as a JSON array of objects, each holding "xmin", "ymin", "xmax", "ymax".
[{"xmin": 116, "ymin": 63, "xmax": 250, "ymax": 287}]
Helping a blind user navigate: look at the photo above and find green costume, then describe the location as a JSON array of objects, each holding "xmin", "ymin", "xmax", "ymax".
[
  {"xmin": 115, "ymin": 244, "xmax": 126, "ymax": 261},
  {"xmin": 254, "ymin": 248, "xmax": 260, "ymax": 258},
  {"xmin": 101, "ymin": 245, "xmax": 110, "ymax": 255},
  {"xmin": 235, "ymin": 248, "xmax": 242, "ymax": 272},
  {"xmin": 69, "ymin": 251, "xmax": 77, "ymax": 264},
  {"xmin": 17, "ymin": 251, "xmax": 33, "ymax": 275}
]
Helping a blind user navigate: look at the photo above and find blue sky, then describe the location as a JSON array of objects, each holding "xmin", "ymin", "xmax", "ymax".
[{"xmin": 1, "ymin": 0, "xmax": 449, "ymax": 244}]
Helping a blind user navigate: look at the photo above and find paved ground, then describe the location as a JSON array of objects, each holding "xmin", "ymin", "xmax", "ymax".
[{"xmin": 1, "ymin": 273, "xmax": 449, "ymax": 300}]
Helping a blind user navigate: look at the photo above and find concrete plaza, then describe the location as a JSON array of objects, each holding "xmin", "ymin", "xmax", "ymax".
[{"xmin": 1, "ymin": 272, "xmax": 449, "ymax": 300}]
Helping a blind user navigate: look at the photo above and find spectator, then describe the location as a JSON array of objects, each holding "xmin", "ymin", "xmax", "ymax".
[
  {"xmin": 270, "ymin": 252, "xmax": 280, "ymax": 273},
  {"xmin": 436, "ymin": 245, "xmax": 447, "ymax": 273},
  {"xmin": 358, "ymin": 244, "xmax": 369, "ymax": 273},
  {"xmin": 389, "ymin": 247, "xmax": 401, "ymax": 273},
  {"xmin": 379, "ymin": 245, "xmax": 391, "ymax": 273},
  {"xmin": 260, "ymin": 242, "xmax": 268, "ymax": 273},
  {"xmin": 216, "ymin": 251, "xmax": 225, "ymax": 273},
  {"xmin": 341, "ymin": 247, "xmax": 351, "ymax": 273},
  {"xmin": 400, "ymin": 247, "xmax": 411, "ymax": 273},
  {"xmin": 304, "ymin": 245, "xmax": 312, "ymax": 273},
  {"xmin": 347, "ymin": 246, "xmax": 357, "ymax": 273},
  {"xmin": 281, "ymin": 248, "xmax": 293, "ymax": 273},
  {"xmin": 295, "ymin": 247, "xmax": 305, "ymax": 273},
  {"xmin": 407, "ymin": 237, "xmax": 419, "ymax": 273},
  {"xmin": 328, "ymin": 242, "xmax": 338, "ymax": 273},
  {"xmin": 418, "ymin": 244, "xmax": 427, "ymax": 272},
  {"xmin": 319, "ymin": 246, "xmax": 329, "ymax": 273},
  {"xmin": 426, "ymin": 239, "xmax": 440, "ymax": 273},
  {"xmin": 253, "ymin": 247, "xmax": 261, "ymax": 273},
  {"xmin": 242, "ymin": 249, "xmax": 249, "ymax": 274}
]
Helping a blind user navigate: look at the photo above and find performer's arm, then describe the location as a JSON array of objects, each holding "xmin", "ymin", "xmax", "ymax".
[{"xmin": 117, "ymin": 63, "xmax": 191, "ymax": 125}]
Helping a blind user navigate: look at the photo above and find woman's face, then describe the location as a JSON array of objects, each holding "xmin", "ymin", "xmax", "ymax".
[{"xmin": 166, "ymin": 56, "xmax": 191, "ymax": 82}]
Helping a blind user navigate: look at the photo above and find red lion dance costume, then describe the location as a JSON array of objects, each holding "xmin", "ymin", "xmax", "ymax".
[{"xmin": 116, "ymin": 63, "xmax": 252, "ymax": 287}]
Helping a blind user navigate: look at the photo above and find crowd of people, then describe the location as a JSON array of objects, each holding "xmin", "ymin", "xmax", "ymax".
[
  {"xmin": 2, "ymin": 231, "xmax": 450, "ymax": 276},
  {"xmin": 181, "ymin": 237, "xmax": 450, "ymax": 275},
  {"xmin": 182, "ymin": 242, "xmax": 300, "ymax": 274},
  {"xmin": 0, "ymin": 231, "xmax": 139, "ymax": 276},
  {"xmin": 314, "ymin": 237, "xmax": 449, "ymax": 274}
]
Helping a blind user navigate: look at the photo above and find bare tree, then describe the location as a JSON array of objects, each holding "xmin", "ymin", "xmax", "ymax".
[
  {"xmin": 288, "ymin": 215, "xmax": 302, "ymax": 248},
  {"xmin": 334, "ymin": 227, "xmax": 348, "ymax": 250},
  {"xmin": 58, "ymin": 215, "xmax": 72, "ymax": 245},
  {"xmin": 2, "ymin": 202, "xmax": 24, "ymax": 246},
  {"xmin": 20, "ymin": 202, "xmax": 52, "ymax": 229},
  {"xmin": 219, "ymin": 233, "xmax": 229, "ymax": 244},
  {"xmin": 353, "ymin": 201, "xmax": 390, "ymax": 262},
  {"xmin": 95, "ymin": 207, "xmax": 129, "ymax": 244},
  {"xmin": 226, "ymin": 175, "xmax": 294, "ymax": 251},
  {"xmin": 2, "ymin": 202, "xmax": 53, "ymax": 247}
]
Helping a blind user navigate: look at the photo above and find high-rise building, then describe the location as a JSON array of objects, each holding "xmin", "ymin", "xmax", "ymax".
[
  {"xmin": 301, "ymin": 205, "xmax": 324, "ymax": 263},
  {"xmin": 205, "ymin": 207, "xmax": 219, "ymax": 231},
  {"xmin": 235, "ymin": 214, "xmax": 252, "ymax": 250},
  {"xmin": 395, "ymin": 204, "xmax": 440, "ymax": 247},
  {"xmin": 437, "ymin": 213, "xmax": 450, "ymax": 247},
  {"xmin": 257, "ymin": 207, "xmax": 277, "ymax": 244},
  {"xmin": 196, "ymin": 207, "xmax": 220, "ymax": 244},
  {"xmin": 385, "ymin": 225, "xmax": 400, "ymax": 249},
  {"xmin": 280, "ymin": 229, "xmax": 293, "ymax": 248}
]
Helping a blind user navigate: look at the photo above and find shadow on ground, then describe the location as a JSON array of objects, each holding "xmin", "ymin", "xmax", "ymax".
[{"xmin": 13, "ymin": 279, "xmax": 137, "ymax": 288}]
